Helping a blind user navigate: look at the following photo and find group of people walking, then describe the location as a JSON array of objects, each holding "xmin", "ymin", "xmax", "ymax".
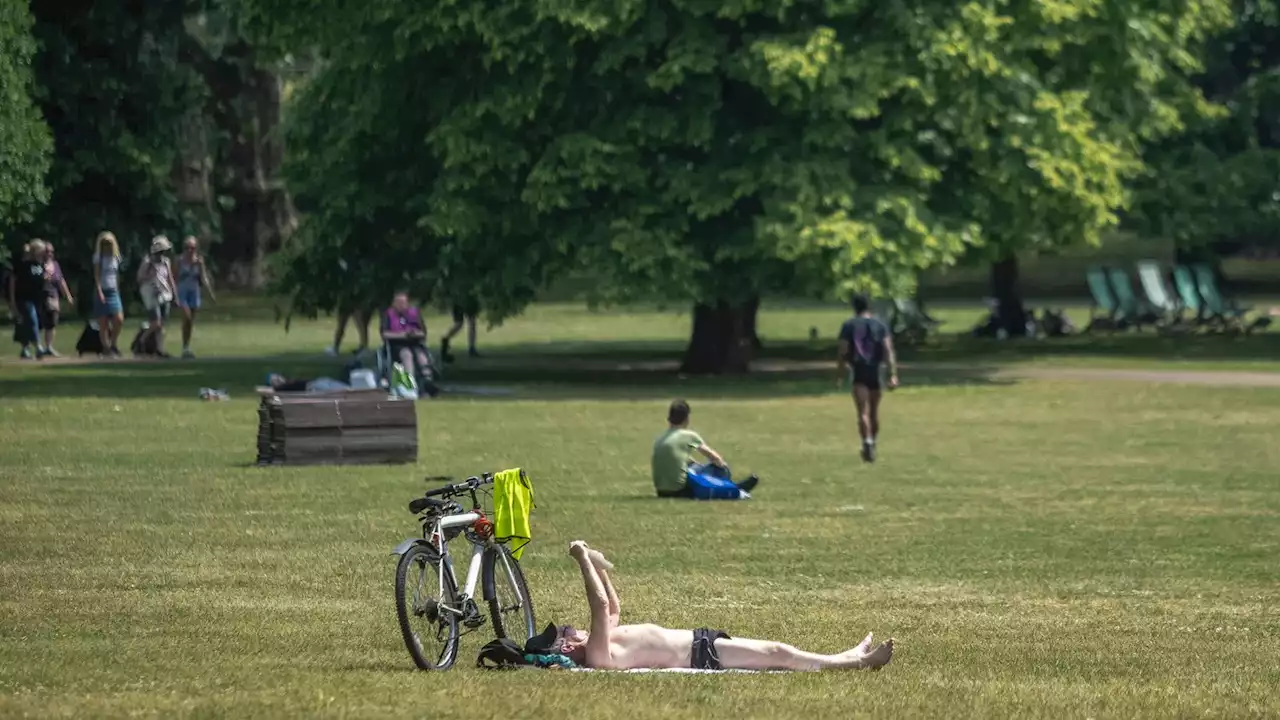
[
  {"xmin": 7, "ymin": 231, "xmax": 214, "ymax": 359},
  {"xmin": 6, "ymin": 239, "xmax": 74, "ymax": 358}
]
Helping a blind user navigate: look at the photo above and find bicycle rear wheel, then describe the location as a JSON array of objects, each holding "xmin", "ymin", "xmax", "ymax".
[
  {"xmin": 395, "ymin": 544, "xmax": 460, "ymax": 670},
  {"xmin": 484, "ymin": 545, "xmax": 536, "ymax": 646}
]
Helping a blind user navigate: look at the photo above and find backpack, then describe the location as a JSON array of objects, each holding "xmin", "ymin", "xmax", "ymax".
[
  {"xmin": 476, "ymin": 623, "xmax": 578, "ymax": 670},
  {"xmin": 476, "ymin": 638, "xmax": 533, "ymax": 670},
  {"xmin": 130, "ymin": 324, "xmax": 159, "ymax": 356},
  {"xmin": 76, "ymin": 321, "xmax": 104, "ymax": 356},
  {"xmin": 687, "ymin": 465, "xmax": 744, "ymax": 500}
]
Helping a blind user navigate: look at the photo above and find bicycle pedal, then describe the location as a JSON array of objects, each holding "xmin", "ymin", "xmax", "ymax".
[{"xmin": 462, "ymin": 615, "xmax": 487, "ymax": 629}]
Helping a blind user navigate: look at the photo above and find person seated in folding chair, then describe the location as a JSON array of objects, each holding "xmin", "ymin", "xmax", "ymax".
[{"xmin": 380, "ymin": 291, "xmax": 437, "ymax": 392}]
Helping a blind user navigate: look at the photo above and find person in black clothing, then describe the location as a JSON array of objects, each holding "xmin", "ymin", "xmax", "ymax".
[
  {"xmin": 441, "ymin": 296, "xmax": 479, "ymax": 363},
  {"xmin": 837, "ymin": 295, "xmax": 899, "ymax": 463},
  {"xmin": 7, "ymin": 241, "xmax": 47, "ymax": 360}
]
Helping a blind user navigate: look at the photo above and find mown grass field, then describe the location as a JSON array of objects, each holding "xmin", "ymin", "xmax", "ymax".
[{"xmin": 2, "ymin": 302, "xmax": 1279, "ymax": 718}]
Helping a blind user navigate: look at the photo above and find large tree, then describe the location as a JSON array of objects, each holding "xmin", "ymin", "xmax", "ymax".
[
  {"xmin": 0, "ymin": 0, "xmax": 52, "ymax": 248},
  {"xmin": 248, "ymin": 0, "xmax": 1231, "ymax": 371},
  {"xmin": 179, "ymin": 3, "xmax": 297, "ymax": 288},
  {"xmin": 10, "ymin": 0, "xmax": 200, "ymax": 298},
  {"xmin": 1130, "ymin": 0, "xmax": 1280, "ymax": 265}
]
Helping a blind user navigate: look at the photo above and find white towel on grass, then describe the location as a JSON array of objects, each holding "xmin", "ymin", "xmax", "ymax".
[{"xmin": 571, "ymin": 668, "xmax": 792, "ymax": 674}]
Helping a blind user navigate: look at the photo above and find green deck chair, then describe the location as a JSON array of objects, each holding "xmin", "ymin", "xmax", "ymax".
[
  {"xmin": 886, "ymin": 298, "xmax": 940, "ymax": 344},
  {"xmin": 1085, "ymin": 266, "xmax": 1123, "ymax": 331},
  {"xmin": 1191, "ymin": 264, "xmax": 1271, "ymax": 333},
  {"xmin": 1172, "ymin": 266, "xmax": 1205, "ymax": 322},
  {"xmin": 1191, "ymin": 264, "xmax": 1247, "ymax": 320},
  {"xmin": 1136, "ymin": 261, "xmax": 1182, "ymax": 325},
  {"xmin": 1106, "ymin": 267, "xmax": 1155, "ymax": 329}
]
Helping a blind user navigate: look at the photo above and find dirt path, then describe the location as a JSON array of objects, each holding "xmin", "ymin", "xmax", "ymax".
[
  {"xmin": 743, "ymin": 360, "xmax": 1280, "ymax": 387},
  {"xmin": 906, "ymin": 363, "xmax": 1280, "ymax": 388}
]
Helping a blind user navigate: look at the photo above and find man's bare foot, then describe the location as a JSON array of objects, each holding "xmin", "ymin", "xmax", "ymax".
[
  {"xmin": 862, "ymin": 638, "xmax": 894, "ymax": 670},
  {"xmin": 854, "ymin": 632, "xmax": 874, "ymax": 655},
  {"xmin": 588, "ymin": 549, "xmax": 614, "ymax": 571}
]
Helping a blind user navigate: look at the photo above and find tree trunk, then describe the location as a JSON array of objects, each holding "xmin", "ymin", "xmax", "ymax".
[
  {"xmin": 681, "ymin": 301, "xmax": 755, "ymax": 374},
  {"xmin": 170, "ymin": 108, "xmax": 218, "ymax": 243},
  {"xmin": 990, "ymin": 255, "xmax": 1029, "ymax": 337},
  {"xmin": 184, "ymin": 36, "xmax": 296, "ymax": 289},
  {"xmin": 743, "ymin": 294, "xmax": 762, "ymax": 350}
]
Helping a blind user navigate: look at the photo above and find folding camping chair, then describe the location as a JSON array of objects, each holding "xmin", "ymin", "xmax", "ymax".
[{"xmin": 1085, "ymin": 266, "xmax": 1125, "ymax": 332}]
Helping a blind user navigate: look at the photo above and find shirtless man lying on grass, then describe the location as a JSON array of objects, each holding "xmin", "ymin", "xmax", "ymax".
[{"xmin": 555, "ymin": 541, "xmax": 894, "ymax": 671}]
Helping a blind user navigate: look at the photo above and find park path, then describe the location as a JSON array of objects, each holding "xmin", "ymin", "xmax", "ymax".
[
  {"xmin": 746, "ymin": 360, "xmax": 1280, "ymax": 387},
  {"xmin": 907, "ymin": 363, "xmax": 1280, "ymax": 388},
  {"xmin": 4, "ymin": 353, "xmax": 1280, "ymax": 387}
]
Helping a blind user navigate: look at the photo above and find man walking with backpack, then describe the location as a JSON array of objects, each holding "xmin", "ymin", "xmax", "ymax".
[{"xmin": 838, "ymin": 295, "xmax": 898, "ymax": 463}]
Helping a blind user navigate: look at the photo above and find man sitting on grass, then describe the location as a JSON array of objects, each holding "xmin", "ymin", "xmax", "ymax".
[
  {"xmin": 651, "ymin": 399, "xmax": 759, "ymax": 498},
  {"xmin": 552, "ymin": 540, "xmax": 894, "ymax": 671}
]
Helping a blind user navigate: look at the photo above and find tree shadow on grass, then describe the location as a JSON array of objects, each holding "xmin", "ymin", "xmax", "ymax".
[
  {"xmin": 901, "ymin": 331, "xmax": 1280, "ymax": 366},
  {"xmin": 488, "ymin": 330, "xmax": 1280, "ymax": 368},
  {"xmin": 0, "ymin": 353, "xmax": 336, "ymax": 400},
  {"xmin": 0, "ymin": 348, "xmax": 1012, "ymax": 400}
]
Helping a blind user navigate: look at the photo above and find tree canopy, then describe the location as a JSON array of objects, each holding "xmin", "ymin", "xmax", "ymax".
[
  {"xmin": 9, "ymin": 0, "xmax": 200, "ymax": 268},
  {"xmin": 244, "ymin": 0, "xmax": 1236, "ymax": 368},
  {"xmin": 1129, "ymin": 0, "xmax": 1280, "ymax": 253},
  {"xmin": 0, "ymin": 0, "xmax": 52, "ymax": 249}
]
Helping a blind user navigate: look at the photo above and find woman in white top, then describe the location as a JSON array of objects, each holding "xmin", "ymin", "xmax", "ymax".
[{"xmin": 137, "ymin": 235, "xmax": 176, "ymax": 358}]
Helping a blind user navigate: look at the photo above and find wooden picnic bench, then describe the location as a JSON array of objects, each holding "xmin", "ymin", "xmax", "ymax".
[{"xmin": 254, "ymin": 387, "xmax": 417, "ymax": 466}]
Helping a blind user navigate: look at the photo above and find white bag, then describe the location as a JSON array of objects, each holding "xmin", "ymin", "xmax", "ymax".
[{"xmin": 349, "ymin": 369, "xmax": 377, "ymax": 389}]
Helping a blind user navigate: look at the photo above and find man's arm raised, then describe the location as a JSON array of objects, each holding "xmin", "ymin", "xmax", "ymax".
[
  {"xmin": 569, "ymin": 541, "xmax": 614, "ymax": 667},
  {"xmin": 590, "ymin": 550, "xmax": 620, "ymax": 627}
]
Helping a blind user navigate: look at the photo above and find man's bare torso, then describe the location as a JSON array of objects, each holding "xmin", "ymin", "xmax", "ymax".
[{"xmin": 602, "ymin": 624, "xmax": 692, "ymax": 670}]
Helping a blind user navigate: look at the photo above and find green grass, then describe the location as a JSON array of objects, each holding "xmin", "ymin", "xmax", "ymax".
[{"xmin": 3, "ymin": 303, "xmax": 1280, "ymax": 718}]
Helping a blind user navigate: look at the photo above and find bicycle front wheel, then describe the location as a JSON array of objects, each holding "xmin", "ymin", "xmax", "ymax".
[
  {"xmin": 484, "ymin": 545, "xmax": 536, "ymax": 646},
  {"xmin": 395, "ymin": 543, "xmax": 460, "ymax": 670}
]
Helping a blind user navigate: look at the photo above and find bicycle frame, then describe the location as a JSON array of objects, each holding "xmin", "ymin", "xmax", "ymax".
[{"xmin": 433, "ymin": 512, "xmax": 485, "ymax": 607}]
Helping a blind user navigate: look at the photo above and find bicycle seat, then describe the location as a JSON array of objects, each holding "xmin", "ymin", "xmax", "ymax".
[{"xmin": 409, "ymin": 497, "xmax": 449, "ymax": 514}]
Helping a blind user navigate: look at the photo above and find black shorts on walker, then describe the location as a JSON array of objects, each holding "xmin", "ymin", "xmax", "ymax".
[{"xmin": 850, "ymin": 363, "xmax": 881, "ymax": 390}]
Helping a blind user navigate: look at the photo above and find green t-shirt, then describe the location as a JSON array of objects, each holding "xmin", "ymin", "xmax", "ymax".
[{"xmin": 652, "ymin": 428, "xmax": 703, "ymax": 493}]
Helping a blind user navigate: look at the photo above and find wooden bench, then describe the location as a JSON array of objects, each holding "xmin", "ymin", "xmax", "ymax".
[{"xmin": 255, "ymin": 387, "xmax": 418, "ymax": 466}]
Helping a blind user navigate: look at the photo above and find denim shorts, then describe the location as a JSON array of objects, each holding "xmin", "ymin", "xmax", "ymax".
[
  {"xmin": 178, "ymin": 285, "xmax": 201, "ymax": 310},
  {"xmin": 95, "ymin": 288, "xmax": 123, "ymax": 317}
]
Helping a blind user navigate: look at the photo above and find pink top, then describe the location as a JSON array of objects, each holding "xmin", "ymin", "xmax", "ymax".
[{"xmin": 384, "ymin": 306, "xmax": 424, "ymax": 334}]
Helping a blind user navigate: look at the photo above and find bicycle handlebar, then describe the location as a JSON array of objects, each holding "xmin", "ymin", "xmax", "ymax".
[{"xmin": 421, "ymin": 473, "xmax": 493, "ymax": 499}]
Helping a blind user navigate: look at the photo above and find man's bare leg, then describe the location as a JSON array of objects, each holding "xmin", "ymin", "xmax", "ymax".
[
  {"xmin": 331, "ymin": 311, "xmax": 351, "ymax": 352},
  {"xmin": 354, "ymin": 308, "xmax": 371, "ymax": 350},
  {"xmin": 715, "ymin": 633, "xmax": 893, "ymax": 671},
  {"xmin": 852, "ymin": 385, "xmax": 871, "ymax": 442},
  {"xmin": 867, "ymin": 388, "xmax": 882, "ymax": 440}
]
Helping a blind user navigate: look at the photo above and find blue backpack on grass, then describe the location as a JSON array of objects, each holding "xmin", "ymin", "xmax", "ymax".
[{"xmin": 686, "ymin": 464, "xmax": 746, "ymax": 500}]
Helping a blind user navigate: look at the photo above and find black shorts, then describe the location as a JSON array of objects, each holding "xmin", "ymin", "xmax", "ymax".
[
  {"xmin": 40, "ymin": 303, "xmax": 59, "ymax": 328},
  {"xmin": 656, "ymin": 484, "xmax": 696, "ymax": 499},
  {"xmin": 691, "ymin": 628, "xmax": 731, "ymax": 670},
  {"xmin": 850, "ymin": 363, "xmax": 882, "ymax": 390},
  {"xmin": 451, "ymin": 304, "xmax": 477, "ymax": 323}
]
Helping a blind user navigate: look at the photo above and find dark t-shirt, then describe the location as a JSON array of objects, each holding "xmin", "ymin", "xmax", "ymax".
[
  {"xmin": 13, "ymin": 260, "xmax": 46, "ymax": 303},
  {"xmin": 838, "ymin": 316, "xmax": 889, "ymax": 366}
]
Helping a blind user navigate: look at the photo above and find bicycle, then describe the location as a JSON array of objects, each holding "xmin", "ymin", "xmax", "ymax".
[{"xmin": 392, "ymin": 473, "xmax": 536, "ymax": 670}]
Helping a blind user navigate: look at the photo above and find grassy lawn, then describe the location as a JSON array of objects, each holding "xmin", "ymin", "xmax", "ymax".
[{"xmin": 2, "ymin": 303, "xmax": 1280, "ymax": 718}]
